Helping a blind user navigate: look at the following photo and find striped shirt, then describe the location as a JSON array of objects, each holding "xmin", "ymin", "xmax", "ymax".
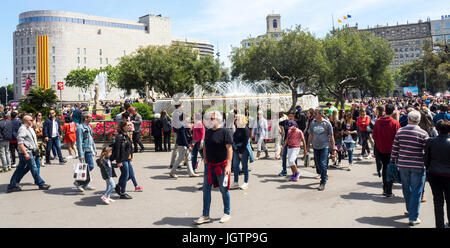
[{"xmin": 391, "ymin": 124, "xmax": 429, "ymax": 169}]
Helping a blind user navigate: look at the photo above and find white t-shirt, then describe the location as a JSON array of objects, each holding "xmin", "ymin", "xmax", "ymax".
[{"xmin": 52, "ymin": 119, "xmax": 58, "ymax": 137}]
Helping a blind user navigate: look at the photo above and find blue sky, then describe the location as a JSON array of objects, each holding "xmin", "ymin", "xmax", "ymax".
[{"xmin": 1, "ymin": 0, "xmax": 448, "ymax": 87}]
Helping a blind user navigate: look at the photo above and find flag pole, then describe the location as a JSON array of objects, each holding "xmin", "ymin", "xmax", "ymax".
[{"xmin": 332, "ymin": 14, "xmax": 335, "ymax": 31}]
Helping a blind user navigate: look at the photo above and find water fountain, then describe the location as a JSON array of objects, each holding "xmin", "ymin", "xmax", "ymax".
[{"xmin": 154, "ymin": 79, "xmax": 319, "ymax": 114}]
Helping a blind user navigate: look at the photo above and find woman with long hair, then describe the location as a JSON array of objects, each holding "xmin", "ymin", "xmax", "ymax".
[
  {"xmin": 357, "ymin": 108, "xmax": 372, "ymax": 159},
  {"xmin": 341, "ymin": 113, "xmax": 358, "ymax": 171},
  {"xmin": 114, "ymin": 121, "xmax": 143, "ymax": 199},
  {"xmin": 33, "ymin": 112, "xmax": 46, "ymax": 166}
]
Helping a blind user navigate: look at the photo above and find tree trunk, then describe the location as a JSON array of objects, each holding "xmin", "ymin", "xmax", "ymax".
[{"xmin": 290, "ymin": 87, "xmax": 298, "ymax": 112}]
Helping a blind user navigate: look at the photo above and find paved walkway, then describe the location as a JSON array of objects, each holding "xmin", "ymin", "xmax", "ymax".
[{"xmin": 0, "ymin": 144, "xmax": 438, "ymax": 228}]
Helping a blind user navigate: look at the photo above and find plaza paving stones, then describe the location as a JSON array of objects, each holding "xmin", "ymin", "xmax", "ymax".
[{"xmin": 0, "ymin": 144, "xmax": 437, "ymax": 228}]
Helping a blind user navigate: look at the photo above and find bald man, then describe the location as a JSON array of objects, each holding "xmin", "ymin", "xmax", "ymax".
[{"xmin": 7, "ymin": 115, "xmax": 50, "ymax": 193}]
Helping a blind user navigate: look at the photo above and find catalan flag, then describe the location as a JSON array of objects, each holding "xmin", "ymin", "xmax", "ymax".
[
  {"xmin": 343, "ymin": 16, "xmax": 348, "ymax": 20},
  {"xmin": 37, "ymin": 36, "xmax": 49, "ymax": 89},
  {"xmin": 347, "ymin": 14, "xmax": 352, "ymax": 18}
]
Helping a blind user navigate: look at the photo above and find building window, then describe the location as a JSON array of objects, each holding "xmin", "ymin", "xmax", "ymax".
[
  {"xmin": 273, "ymin": 19, "xmax": 277, "ymax": 29},
  {"xmin": 33, "ymin": 57, "xmax": 35, "ymax": 64},
  {"xmin": 15, "ymin": 39, "xmax": 17, "ymax": 47},
  {"xmin": 105, "ymin": 58, "xmax": 108, "ymax": 64},
  {"xmin": 21, "ymin": 48, "xmax": 24, "ymax": 55},
  {"xmin": 123, "ymin": 50, "xmax": 126, "ymax": 56},
  {"xmin": 52, "ymin": 46, "xmax": 55, "ymax": 54},
  {"xmin": 33, "ymin": 66, "xmax": 35, "ymax": 70},
  {"xmin": 100, "ymin": 58, "xmax": 102, "ymax": 64},
  {"xmin": 27, "ymin": 47, "xmax": 30, "ymax": 54},
  {"xmin": 77, "ymin": 57, "xmax": 80, "ymax": 64},
  {"xmin": 21, "ymin": 38, "xmax": 23, "ymax": 46},
  {"xmin": 21, "ymin": 57, "xmax": 23, "ymax": 64},
  {"xmin": 33, "ymin": 47, "xmax": 35, "ymax": 54},
  {"xmin": 77, "ymin": 48, "xmax": 80, "ymax": 54},
  {"xmin": 405, "ymin": 48, "xmax": 408, "ymax": 52},
  {"xmin": 53, "ymin": 65, "xmax": 55, "ymax": 73},
  {"xmin": 435, "ymin": 23, "xmax": 440, "ymax": 29},
  {"xmin": 84, "ymin": 57, "xmax": 87, "ymax": 64},
  {"xmin": 27, "ymin": 57, "xmax": 30, "ymax": 64},
  {"xmin": 99, "ymin": 49, "xmax": 102, "ymax": 55},
  {"xmin": 84, "ymin": 48, "xmax": 86, "ymax": 55},
  {"xmin": 27, "ymin": 37, "xmax": 29, "ymax": 45},
  {"xmin": 52, "ymin": 56, "xmax": 55, "ymax": 63}
]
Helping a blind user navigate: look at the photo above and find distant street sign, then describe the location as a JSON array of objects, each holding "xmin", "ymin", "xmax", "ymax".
[{"xmin": 57, "ymin": 81, "xmax": 64, "ymax": 90}]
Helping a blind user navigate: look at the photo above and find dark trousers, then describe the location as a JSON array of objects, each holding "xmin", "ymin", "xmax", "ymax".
[
  {"xmin": 45, "ymin": 137, "xmax": 64, "ymax": 163},
  {"xmin": 378, "ymin": 152, "xmax": 393, "ymax": 195},
  {"xmin": 429, "ymin": 173, "xmax": 450, "ymax": 228},
  {"xmin": 361, "ymin": 131, "xmax": 370, "ymax": 156},
  {"xmin": 163, "ymin": 131, "xmax": 171, "ymax": 151},
  {"xmin": 9, "ymin": 142, "xmax": 18, "ymax": 164},
  {"xmin": 132, "ymin": 132, "xmax": 144, "ymax": 152},
  {"xmin": 153, "ymin": 135, "xmax": 162, "ymax": 151}
]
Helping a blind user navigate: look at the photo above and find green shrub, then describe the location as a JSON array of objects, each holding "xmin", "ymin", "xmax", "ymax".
[{"xmin": 110, "ymin": 102, "xmax": 153, "ymax": 120}]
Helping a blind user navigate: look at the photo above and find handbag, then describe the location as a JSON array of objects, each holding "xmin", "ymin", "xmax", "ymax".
[
  {"xmin": 386, "ymin": 163, "xmax": 401, "ymax": 183},
  {"xmin": 73, "ymin": 163, "xmax": 88, "ymax": 182}
]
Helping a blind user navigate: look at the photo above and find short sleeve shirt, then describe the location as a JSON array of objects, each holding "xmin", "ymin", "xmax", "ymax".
[
  {"xmin": 287, "ymin": 128, "xmax": 304, "ymax": 148},
  {"xmin": 204, "ymin": 128, "xmax": 233, "ymax": 164},
  {"xmin": 308, "ymin": 120, "xmax": 333, "ymax": 149}
]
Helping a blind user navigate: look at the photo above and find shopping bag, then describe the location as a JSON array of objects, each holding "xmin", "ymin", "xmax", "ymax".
[
  {"xmin": 73, "ymin": 163, "xmax": 88, "ymax": 182},
  {"xmin": 386, "ymin": 163, "xmax": 401, "ymax": 183}
]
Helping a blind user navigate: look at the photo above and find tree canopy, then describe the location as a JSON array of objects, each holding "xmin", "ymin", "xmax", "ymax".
[
  {"xmin": 231, "ymin": 26, "xmax": 325, "ymax": 111},
  {"xmin": 398, "ymin": 41, "xmax": 449, "ymax": 94},
  {"xmin": 116, "ymin": 44, "xmax": 221, "ymax": 98},
  {"xmin": 321, "ymin": 28, "xmax": 395, "ymax": 108}
]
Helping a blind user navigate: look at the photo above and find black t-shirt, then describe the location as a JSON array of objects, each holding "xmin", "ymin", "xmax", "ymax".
[{"xmin": 204, "ymin": 128, "xmax": 233, "ymax": 164}]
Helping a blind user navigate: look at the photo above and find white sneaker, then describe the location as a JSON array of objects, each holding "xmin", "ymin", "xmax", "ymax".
[
  {"xmin": 240, "ymin": 183, "xmax": 248, "ymax": 190},
  {"xmin": 194, "ymin": 216, "xmax": 211, "ymax": 225},
  {"xmin": 108, "ymin": 197, "xmax": 115, "ymax": 203},
  {"xmin": 101, "ymin": 195, "xmax": 110, "ymax": 205},
  {"xmin": 230, "ymin": 182, "xmax": 240, "ymax": 189},
  {"xmin": 11, "ymin": 164, "xmax": 17, "ymax": 168},
  {"xmin": 66, "ymin": 155, "xmax": 73, "ymax": 159},
  {"xmin": 409, "ymin": 218, "xmax": 421, "ymax": 226},
  {"xmin": 219, "ymin": 214, "xmax": 231, "ymax": 223}
]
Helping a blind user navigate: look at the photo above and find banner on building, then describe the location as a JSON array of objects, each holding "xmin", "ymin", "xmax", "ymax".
[{"xmin": 37, "ymin": 36, "xmax": 49, "ymax": 89}]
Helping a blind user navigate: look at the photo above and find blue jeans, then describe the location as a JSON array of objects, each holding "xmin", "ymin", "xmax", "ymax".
[
  {"xmin": 232, "ymin": 145, "xmax": 249, "ymax": 183},
  {"xmin": 202, "ymin": 164, "xmax": 230, "ymax": 217},
  {"xmin": 399, "ymin": 167, "xmax": 426, "ymax": 221},
  {"xmin": 191, "ymin": 141, "xmax": 203, "ymax": 171},
  {"xmin": 314, "ymin": 148, "xmax": 329, "ymax": 185},
  {"xmin": 8, "ymin": 153, "xmax": 45, "ymax": 188},
  {"xmin": 118, "ymin": 160, "xmax": 137, "ymax": 194},
  {"xmin": 344, "ymin": 142, "xmax": 355, "ymax": 164},
  {"xmin": 104, "ymin": 177, "xmax": 116, "ymax": 198},
  {"xmin": 281, "ymin": 141, "xmax": 297, "ymax": 172},
  {"xmin": 46, "ymin": 136, "xmax": 64, "ymax": 162}
]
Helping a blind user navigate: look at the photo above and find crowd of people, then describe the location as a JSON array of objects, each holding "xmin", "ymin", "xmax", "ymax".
[{"xmin": 1, "ymin": 95, "xmax": 449, "ymax": 228}]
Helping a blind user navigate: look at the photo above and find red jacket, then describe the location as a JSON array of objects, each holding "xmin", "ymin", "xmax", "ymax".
[
  {"xmin": 372, "ymin": 116, "xmax": 400, "ymax": 154},
  {"xmin": 356, "ymin": 116, "xmax": 370, "ymax": 131}
]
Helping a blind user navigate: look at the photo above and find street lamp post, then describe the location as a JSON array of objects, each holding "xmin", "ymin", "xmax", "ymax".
[
  {"xmin": 423, "ymin": 66, "xmax": 427, "ymax": 92},
  {"xmin": 4, "ymin": 76, "xmax": 7, "ymax": 105}
]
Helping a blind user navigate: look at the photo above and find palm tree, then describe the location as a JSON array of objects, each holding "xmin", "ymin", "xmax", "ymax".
[{"xmin": 19, "ymin": 87, "xmax": 58, "ymax": 117}]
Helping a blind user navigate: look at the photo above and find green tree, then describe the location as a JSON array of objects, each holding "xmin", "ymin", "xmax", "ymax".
[
  {"xmin": 399, "ymin": 41, "xmax": 449, "ymax": 94},
  {"xmin": 116, "ymin": 44, "xmax": 220, "ymax": 99},
  {"xmin": 19, "ymin": 87, "xmax": 58, "ymax": 117},
  {"xmin": 321, "ymin": 28, "xmax": 394, "ymax": 108},
  {"xmin": 0, "ymin": 84, "xmax": 14, "ymax": 105},
  {"xmin": 64, "ymin": 68, "xmax": 99, "ymax": 92},
  {"xmin": 231, "ymin": 26, "xmax": 324, "ymax": 111}
]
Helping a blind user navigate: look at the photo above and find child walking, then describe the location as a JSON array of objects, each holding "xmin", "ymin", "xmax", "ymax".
[
  {"xmin": 62, "ymin": 116, "xmax": 78, "ymax": 159},
  {"xmin": 97, "ymin": 146, "xmax": 116, "ymax": 204},
  {"xmin": 282, "ymin": 121, "xmax": 307, "ymax": 181}
]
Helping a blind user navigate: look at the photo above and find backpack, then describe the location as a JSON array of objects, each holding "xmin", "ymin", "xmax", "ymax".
[{"xmin": 0, "ymin": 120, "xmax": 13, "ymax": 141}]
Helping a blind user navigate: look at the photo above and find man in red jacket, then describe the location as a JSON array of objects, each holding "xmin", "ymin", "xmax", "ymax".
[{"xmin": 373, "ymin": 104, "xmax": 401, "ymax": 197}]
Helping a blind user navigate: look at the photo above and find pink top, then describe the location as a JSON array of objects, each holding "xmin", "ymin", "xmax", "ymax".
[
  {"xmin": 287, "ymin": 128, "xmax": 304, "ymax": 148},
  {"xmin": 193, "ymin": 121, "xmax": 205, "ymax": 142}
]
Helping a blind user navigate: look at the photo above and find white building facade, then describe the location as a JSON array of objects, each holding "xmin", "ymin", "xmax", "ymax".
[{"xmin": 13, "ymin": 10, "xmax": 213, "ymax": 101}]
